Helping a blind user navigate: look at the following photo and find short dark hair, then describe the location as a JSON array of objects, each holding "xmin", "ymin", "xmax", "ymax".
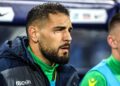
[
  {"xmin": 108, "ymin": 13, "xmax": 120, "ymax": 33},
  {"xmin": 26, "ymin": 2, "xmax": 69, "ymax": 35}
]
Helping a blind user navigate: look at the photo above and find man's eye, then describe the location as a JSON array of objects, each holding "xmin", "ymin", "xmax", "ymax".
[
  {"xmin": 54, "ymin": 28, "xmax": 65, "ymax": 32},
  {"xmin": 69, "ymin": 28, "xmax": 73, "ymax": 33},
  {"xmin": 57, "ymin": 28, "xmax": 65, "ymax": 31}
]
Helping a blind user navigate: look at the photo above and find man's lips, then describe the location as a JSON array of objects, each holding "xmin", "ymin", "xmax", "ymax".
[
  {"xmin": 61, "ymin": 46, "xmax": 69, "ymax": 49},
  {"xmin": 60, "ymin": 44, "xmax": 70, "ymax": 50}
]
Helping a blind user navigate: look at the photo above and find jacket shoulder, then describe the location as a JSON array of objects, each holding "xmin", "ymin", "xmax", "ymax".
[
  {"xmin": 0, "ymin": 55, "xmax": 25, "ymax": 72},
  {"xmin": 80, "ymin": 70, "xmax": 107, "ymax": 86}
]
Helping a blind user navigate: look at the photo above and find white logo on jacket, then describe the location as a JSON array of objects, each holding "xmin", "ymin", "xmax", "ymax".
[{"xmin": 16, "ymin": 80, "xmax": 31, "ymax": 86}]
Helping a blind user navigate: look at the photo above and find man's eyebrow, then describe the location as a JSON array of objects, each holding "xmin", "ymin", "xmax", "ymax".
[
  {"xmin": 54, "ymin": 26, "xmax": 66, "ymax": 29},
  {"xmin": 54, "ymin": 26, "xmax": 73, "ymax": 30}
]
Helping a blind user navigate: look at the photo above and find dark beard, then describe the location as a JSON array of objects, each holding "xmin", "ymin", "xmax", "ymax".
[{"xmin": 40, "ymin": 46, "xmax": 70, "ymax": 64}]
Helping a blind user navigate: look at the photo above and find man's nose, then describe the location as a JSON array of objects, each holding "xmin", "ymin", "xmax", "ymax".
[{"xmin": 63, "ymin": 31, "xmax": 72, "ymax": 42}]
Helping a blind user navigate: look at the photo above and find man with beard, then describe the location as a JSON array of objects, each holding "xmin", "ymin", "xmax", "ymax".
[{"xmin": 0, "ymin": 2, "xmax": 80, "ymax": 86}]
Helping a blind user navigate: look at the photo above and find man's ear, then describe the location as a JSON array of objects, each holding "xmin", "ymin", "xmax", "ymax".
[
  {"xmin": 107, "ymin": 35, "xmax": 117, "ymax": 49},
  {"xmin": 28, "ymin": 26, "xmax": 39, "ymax": 43}
]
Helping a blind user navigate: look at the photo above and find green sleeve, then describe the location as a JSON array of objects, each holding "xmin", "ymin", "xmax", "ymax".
[{"xmin": 80, "ymin": 70, "xmax": 107, "ymax": 86}]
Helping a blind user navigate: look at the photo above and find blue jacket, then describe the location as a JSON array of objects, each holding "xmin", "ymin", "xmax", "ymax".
[{"xmin": 0, "ymin": 36, "xmax": 80, "ymax": 86}]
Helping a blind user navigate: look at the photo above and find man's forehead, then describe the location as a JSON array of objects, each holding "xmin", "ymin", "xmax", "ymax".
[{"xmin": 48, "ymin": 13, "xmax": 72, "ymax": 27}]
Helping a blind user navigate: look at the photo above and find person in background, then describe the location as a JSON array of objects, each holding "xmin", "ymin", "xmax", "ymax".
[
  {"xmin": 80, "ymin": 13, "xmax": 120, "ymax": 86},
  {"xmin": 0, "ymin": 2, "xmax": 80, "ymax": 86}
]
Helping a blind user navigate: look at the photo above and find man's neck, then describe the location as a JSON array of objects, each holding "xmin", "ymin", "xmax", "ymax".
[{"xmin": 112, "ymin": 49, "xmax": 120, "ymax": 61}]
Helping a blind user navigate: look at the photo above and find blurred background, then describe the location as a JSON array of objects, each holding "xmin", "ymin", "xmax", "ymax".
[{"xmin": 1, "ymin": 0, "xmax": 120, "ymax": 79}]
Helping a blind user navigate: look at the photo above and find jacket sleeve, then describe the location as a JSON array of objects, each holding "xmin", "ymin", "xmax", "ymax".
[{"xmin": 0, "ymin": 73, "xmax": 7, "ymax": 86}]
